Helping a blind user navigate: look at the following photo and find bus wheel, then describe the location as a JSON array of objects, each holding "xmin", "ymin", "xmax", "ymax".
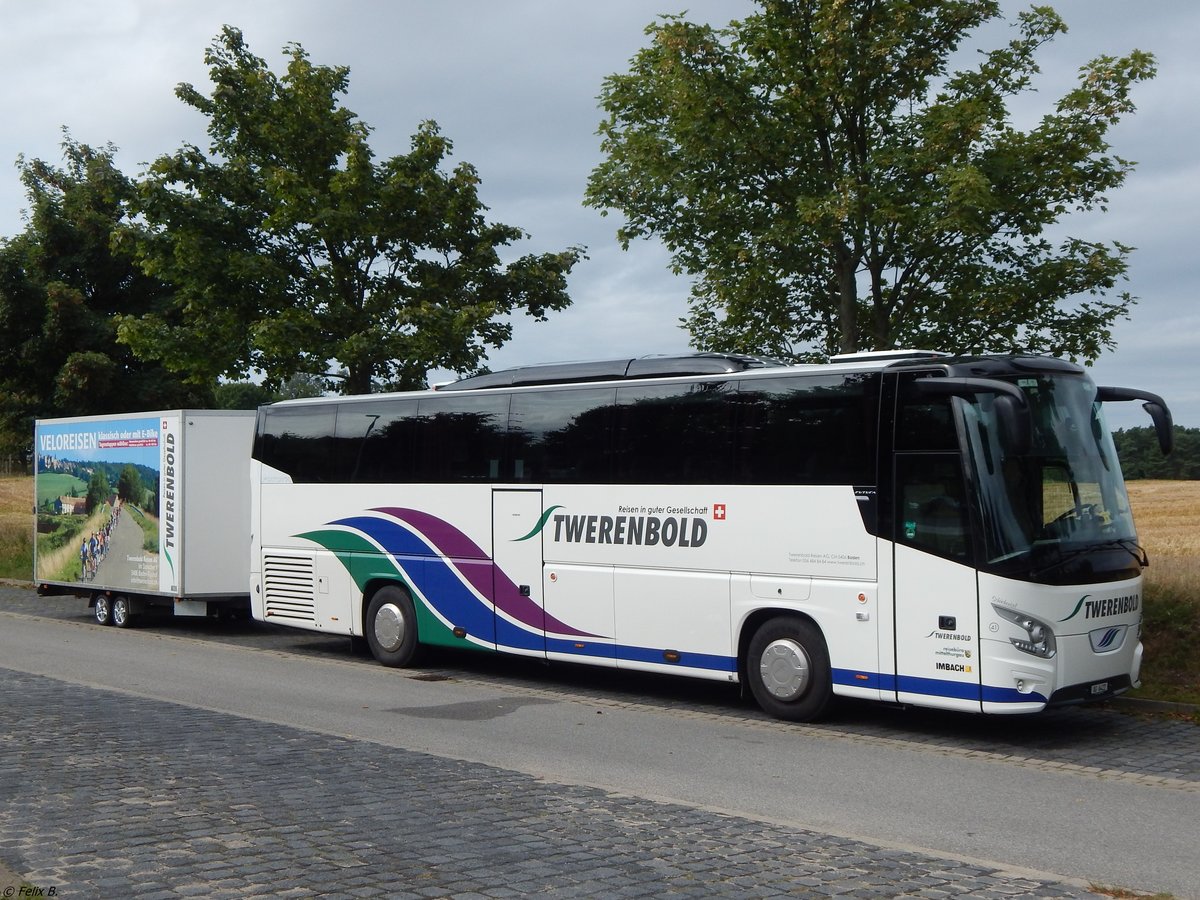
[
  {"xmin": 111, "ymin": 595, "xmax": 133, "ymax": 629},
  {"xmin": 747, "ymin": 616, "xmax": 832, "ymax": 722},
  {"xmin": 93, "ymin": 595, "xmax": 113, "ymax": 626},
  {"xmin": 365, "ymin": 586, "xmax": 421, "ymax": 667}
]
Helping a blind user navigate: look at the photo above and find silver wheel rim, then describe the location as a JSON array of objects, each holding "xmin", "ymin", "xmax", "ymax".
[
  {"xmin": 113, "ymin": 600, "xmax": 128, "ymax": 627},
  {"xmin": 95, "ymin": 598, "xmax": 110, "ymax": 623},
  {"xmin": 373, "ymin": 602, "xmax": 405, "ymax": 652},
  {"xmin": 759, "ymin": 638, "xmax": 811, "ymax": 701}
]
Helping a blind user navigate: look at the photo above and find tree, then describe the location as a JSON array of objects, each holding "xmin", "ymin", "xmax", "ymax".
[
  {"xmin": 85, "ymin": 469, "xmax": 111, "ymax": 515},
  {"xmin": 117, "ymin": 464, "xmax": 143, "ymax": 504},
  {"xmin": 1114, "ymin": 427, "xmax": 1200, "ymax": 480},
  {"xmin": 213, "ymin": 381, "xmax": 279, "ymax": 410},
  {"xmin": 585, "ymin": 1, "xmax": 1155, "ymax": 361},
  {"xmin": 0, "ymin": 138, "xmax": 210, "ymax": 453},
  {"xmin": 119, "ymin": 27, "xmax": 582, "ymax": 394}
]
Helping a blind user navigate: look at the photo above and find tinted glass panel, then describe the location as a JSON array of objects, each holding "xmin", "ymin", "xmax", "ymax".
[
  {"xmin": 614, "ymin": 382, "xmax": 735, "ymax": 484},
  {"xmin": 735, "ymin": 375, "xmax": 877, "ymax": 484},
  {"xmin": 509, "ymin": 387, "xmax": 615, "ymax": 482},
  {"xmin": 896, "ymin": 453, "xmax": 971, "ymax": 563},
  {"xmin": 896, "ymin": 375, "xmax": 958, "ymax": 451},
  {"xmin": 336, "ymin": 399, "xmax": 420, "ymax": 483},
  {"xmin": 254, "ymin": 405, "xmax": 340, "ymax": 483},
  {"xmin": 415, "ymin": 394, "xmax": 509, "ymax": 482}
]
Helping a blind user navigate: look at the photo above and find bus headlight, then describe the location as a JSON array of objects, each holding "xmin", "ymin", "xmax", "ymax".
[{"xmin": 992, "ymin": 605, "xmax": 1057, "ymax": 659}]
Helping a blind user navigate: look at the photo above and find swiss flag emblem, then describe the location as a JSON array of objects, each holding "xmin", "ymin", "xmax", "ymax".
[{"xmin": 713, "ymin": 503, "xmax": 726, "ymax": 521}]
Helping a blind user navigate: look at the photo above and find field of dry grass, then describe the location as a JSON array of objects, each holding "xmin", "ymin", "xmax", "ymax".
[
  {"xmin": 1126, "ymin": 480, "xmax": 1200, "ymax": 625},
  {"xmin": 1126, "ymin": 481, "xmax": 1200, "ymax": 558},
  {"xmin": 1125, "ymin": 481, "xmax": 1200, "ymax": 705},
  {"xmin": 0, "ymin": 476, "xmax": 31, "ymax": 579}
]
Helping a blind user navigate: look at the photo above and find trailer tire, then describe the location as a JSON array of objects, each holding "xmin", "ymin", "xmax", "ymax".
[
  {"xmin": 746, "ymin": 615, "xmax": 832, "ymax": 722},
  {"xmin": 111, "ymin": 595, "xmax": 133, "ymax": 629},
  {"xmin": 93, "ymin": 595, "xmax": 113, "ymax": 626},
  {"xmin": 365, "ymin": 586, "xmax": 421, "ymax": 667}
]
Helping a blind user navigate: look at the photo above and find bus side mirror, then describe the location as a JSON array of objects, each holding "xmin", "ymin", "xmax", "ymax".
[
  {"xmin": 1097, "ymin": 387, "xmax": 1174, "ymax": 456},
  {"xmin": 1143, "ymin": 401, "xmax": 1173, "ymax": 455}
]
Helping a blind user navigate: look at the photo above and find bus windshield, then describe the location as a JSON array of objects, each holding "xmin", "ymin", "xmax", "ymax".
[{"xmin": 958, "ymin": 373, "xmax": 1142, "ymax": 584}]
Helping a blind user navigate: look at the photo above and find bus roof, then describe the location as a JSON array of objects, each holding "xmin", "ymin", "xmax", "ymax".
[{"xmin": 262, "ymin": 351, "xmax": 1085, "ymax": 409}]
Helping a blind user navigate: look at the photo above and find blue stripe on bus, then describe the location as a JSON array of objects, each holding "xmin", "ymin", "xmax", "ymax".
[
  {"xmin": 832, "ymin": 668, "xmax": 895, "ymax": 691},
  {"xmin": 832, "ymin": 669, "xmax": 1047, "ymax": 705},
  {"xmin": 541, "ymin": 636, "xmax": 737, "ymax": 673},
  {"xmin": 980, "ymin": 684, "xmax": 1047, "ymax": 704}
]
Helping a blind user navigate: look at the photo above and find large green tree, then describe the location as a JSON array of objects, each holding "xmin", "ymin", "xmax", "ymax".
[
  {"xmin": 120, "ymin": 27, "xmax": 582, "ymax": 394},
  {"xmin": 0, "ymin": 139, "xmax": 207, "ymax": 453},
  {"xmin": 586, "ymin": 1, "xmax": 1155, "ymax": 360}
]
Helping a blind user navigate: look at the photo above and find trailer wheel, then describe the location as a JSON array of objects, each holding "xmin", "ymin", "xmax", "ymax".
[
  {"xmin": 746, "ymin": 615, "xmax": 832, "ymax": 722},
  {"xmin": 93, "ymin": 595, "xmax": 113, "ymax": 626},
  {"xmin": 365, "ymin": 585, "xmax": 421, "ymax": 667},
  {"xmin": 111, "ymin": 595, "xmax": 133, "ymax": 629}
]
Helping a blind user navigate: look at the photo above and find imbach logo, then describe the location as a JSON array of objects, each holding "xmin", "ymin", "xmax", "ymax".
[{"xmin": 516, "ymin": 505, "xmax": 711, "ymax": 548}]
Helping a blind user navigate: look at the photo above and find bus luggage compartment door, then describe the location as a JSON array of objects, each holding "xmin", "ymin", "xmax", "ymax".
[{"xmin": 491, "ymin": 489, "xmax": 546, "ymax": 657}]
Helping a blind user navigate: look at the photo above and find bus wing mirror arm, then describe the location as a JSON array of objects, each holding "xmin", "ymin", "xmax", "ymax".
[
  {"xmin": 915, "ymin": 377, "xmax": 1031, "ymax": 454},
  {"xmin": 1096, "ymin": 386, "xmax": 1174, "ymax": 456}
]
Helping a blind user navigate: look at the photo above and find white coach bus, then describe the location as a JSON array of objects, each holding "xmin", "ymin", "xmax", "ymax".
[{"xmin": 249, "ymin": 351, "xmax": 1172, "ymax": 721}]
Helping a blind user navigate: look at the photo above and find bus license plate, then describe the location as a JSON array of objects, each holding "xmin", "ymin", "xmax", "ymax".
[{"xmin": 1090, "ymin": 681, "xmax": 1109, "ymax": 696}]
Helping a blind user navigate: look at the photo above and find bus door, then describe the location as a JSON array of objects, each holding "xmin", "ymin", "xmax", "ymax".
[
  {"xmin": 491, "ymin": 489, "xmax": 546, "ymax": 657},
  {"xmin": 889, "ymin": 376, "xmax": 983, "ymax": 711}
]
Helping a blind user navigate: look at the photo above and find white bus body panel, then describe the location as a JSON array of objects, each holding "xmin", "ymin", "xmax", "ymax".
[
  {"xmin": 251, "ymin": 480, "xmax": 879, "ymax": 682},
  {"xmin": 979, "ymin": 572, "xmax": 1144, "ymax": 714}
]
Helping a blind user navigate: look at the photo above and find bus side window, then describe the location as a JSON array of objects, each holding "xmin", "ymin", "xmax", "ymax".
[
  {"xmin": 735, "ymin": 375, "xmax": 876, "ymax": 484},
  {"xmin": 614, "ymin": 382, "xmax": 735, "ymax": 484},
  {"xmin": 336, "ymin": 400, "xmax": 420, "ymax": 483},
  {"xmin": 415, "ymin": 394, "xmax": 510, "ymax": 482},
  {"xmin": 254, "ymin": 405, "xmax": 340, "ymax": 483},
  {"xmin": 509, "ymin": 388, "xmax": 615, "ymax": 483}
]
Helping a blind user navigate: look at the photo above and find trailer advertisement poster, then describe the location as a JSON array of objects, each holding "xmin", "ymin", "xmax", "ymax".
[{"xmin": 35, "ymin": 414, "xmax": 181, "ymax": 594}]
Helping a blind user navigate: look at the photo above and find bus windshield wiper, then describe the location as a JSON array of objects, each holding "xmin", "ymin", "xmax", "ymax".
[{"xmin": 1031, "ymin": 539, "xmax": 1147, "ymax": 579}]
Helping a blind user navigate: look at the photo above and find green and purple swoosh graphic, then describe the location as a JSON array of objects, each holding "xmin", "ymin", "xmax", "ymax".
[{"xmin": 300, "ymin": 506, "xmax": 600, "ymax": 652}]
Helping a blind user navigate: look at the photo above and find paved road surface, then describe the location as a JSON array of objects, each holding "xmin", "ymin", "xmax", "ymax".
[{"xmin": 1, "ymin": 585, "xmax": 1197, "ymax": 898}]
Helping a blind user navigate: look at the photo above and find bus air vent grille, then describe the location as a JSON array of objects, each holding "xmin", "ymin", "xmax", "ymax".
[{"xmin": 263, "ymin": 554, "xmax": 317, "ymax": 622}]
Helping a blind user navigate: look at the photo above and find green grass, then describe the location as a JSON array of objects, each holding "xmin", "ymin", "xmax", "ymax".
[
  {"xmin": 0, "ymin": 524, "xmax": 31, "ymax": 579},
  {"xmin": 127, "ymin": 505, "xmax": 159, "ymax": 552},
  {"xmin": 1131, "ymin": 556, "xmax": 1200, "ymax": 707},
  {"xmin": 34, "ymin": 471, "xmax": 87, "ymax": 508}
]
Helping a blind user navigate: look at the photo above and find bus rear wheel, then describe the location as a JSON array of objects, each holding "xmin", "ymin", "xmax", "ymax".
[
  {"xmin": 747, "ymin": 615, "xmax": 832, "ymax": 722},
  {"xmin": 365, "ymin": 585, "xmax": 421, "ymax": 667}
]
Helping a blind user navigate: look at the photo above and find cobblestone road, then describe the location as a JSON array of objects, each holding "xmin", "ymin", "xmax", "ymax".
[
  {"xmin": 2, "ymin": 584, "xmax": 1196, "ymax": 897},
  {"xmin": 2, "ymin": 669, "xmax": 1102, "ymax": 899}
]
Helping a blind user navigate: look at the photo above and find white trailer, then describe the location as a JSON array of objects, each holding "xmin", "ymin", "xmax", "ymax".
[{"xmin": 33, "ymin": 409, "xmax": 255, "ymax": 626}]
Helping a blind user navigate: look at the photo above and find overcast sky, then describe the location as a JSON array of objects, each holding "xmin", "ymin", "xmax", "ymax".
[{"xmin": 1, "ymin": 1, "xmax": 1195, "ymax": 429}]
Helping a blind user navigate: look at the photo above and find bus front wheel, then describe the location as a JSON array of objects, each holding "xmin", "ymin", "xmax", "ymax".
[
  {"xmin": 365, "ymin": 586, "xmax": 421, "ymax": 667},
  {"xmin": 746, "ymin": 616, "xmax": 832, "ymax": 722}
]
